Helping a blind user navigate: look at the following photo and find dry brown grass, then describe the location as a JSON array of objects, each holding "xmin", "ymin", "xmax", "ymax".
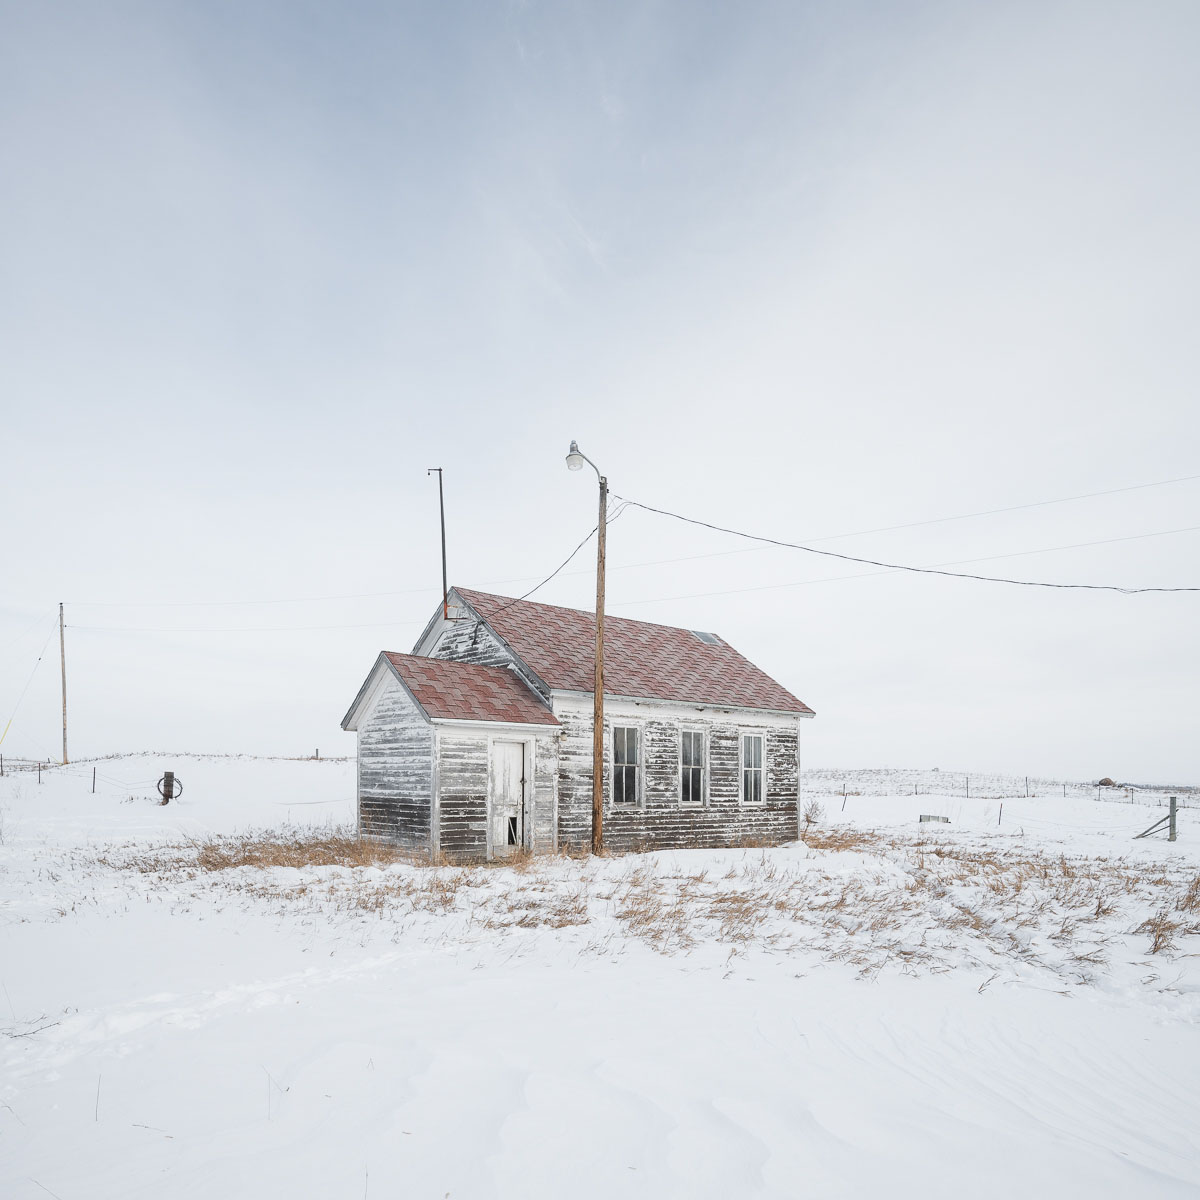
[
  {"xmin": 1177, "ymin": 874, "xmax": 1200, "ymax": 913},
  {"xmin": 1136, "ymin": 909, "xmax": 1182, "ymax": 955},
  {"xmin": 613, "ymin": 866, "xmax": 696, "ymax": 951},
  {"xmin": 85, "ymin": 821, "xmax": 1200, "ymax": 984},
  {"xmin": 97, "ymin": 828, "xmax": 423, "ymax": 875},
  {"xmin": 801, "ymin": 827, "xmax": 882, "ymax": 853},
  {"xmin": 196, "ymin": 830, "xmax": 417, "ymax": 871}
]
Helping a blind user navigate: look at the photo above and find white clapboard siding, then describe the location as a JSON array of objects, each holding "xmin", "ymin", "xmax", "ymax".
[
  {"xmin": 552, "ymin": 695, "xmax": 801, "ymax": 853},
  {"xmin": 356, "ymin": 673, "xmax": 433, "ymax": 852}
]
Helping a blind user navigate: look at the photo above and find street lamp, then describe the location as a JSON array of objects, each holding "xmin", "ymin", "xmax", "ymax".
[{"xmin": 566, "ymin": 440, "xmax": 607, "ymax": 855}]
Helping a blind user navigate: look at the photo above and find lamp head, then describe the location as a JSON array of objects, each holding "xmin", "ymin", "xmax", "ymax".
[{"xmin": 565, "ymin": 440, "xmax": 585, "ymax": 472}]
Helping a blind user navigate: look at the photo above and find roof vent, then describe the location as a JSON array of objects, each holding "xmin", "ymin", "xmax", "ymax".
[{"xmin": 691, "ymin": 630, "xmax": 721, "ymax": 646}]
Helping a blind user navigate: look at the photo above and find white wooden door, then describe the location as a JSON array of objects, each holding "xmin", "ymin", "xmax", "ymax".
[{"xmin": 489, "ymin": 741, "xmax": 526, "ymax": 859}]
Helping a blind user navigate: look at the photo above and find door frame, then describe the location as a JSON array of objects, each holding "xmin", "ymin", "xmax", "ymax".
[{"xmin": 486, "ymin": 735, "xmax": 536, "ymax": 861}]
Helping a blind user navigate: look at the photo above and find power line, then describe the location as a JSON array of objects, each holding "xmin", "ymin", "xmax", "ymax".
[
  {"xmin": 59, "ymin": 472, "xmax": 1200, "ymax": 610},
  {"xmin": 66, "ymin": 583, "xmax": 441, "ymax": 609},
  {"xmin": 486, "ymin": 526, "xmax": 598, "ymax": 617},
  {"xmin": 0, "ymin": 610, "xmax": 60, "ymax": 666},
  {"xmin": 0, "ymin": 614, "xmax": 59, "ymax": 748},
  {"xmin": 789, "ymin": 472, "xmax": 1200, "ymax": 545},
  {"xmin": 464, "ymin": 499, "xmax": 632, "ymax": 622},
  {"xmin": 70, "ymin": 617, "xmax": 430, "ymax": 633},
  {"xmin": 69, "ymin": 513, "xmax": 617, "ymax": 634},
  {"xmin": 534, "ymin": 475, "xmax": 1200, "ymax": 581},
  {"xmin": 613, "ymin": 495, "xmax": 1200, "ymax": 594},
  {"xmin": 613, "ymin": 526, "xmax": 1200, "ymax": 607},
  {"xmin": 63, "ymin": 514, "xmax": 1200, "ymax": 630}
]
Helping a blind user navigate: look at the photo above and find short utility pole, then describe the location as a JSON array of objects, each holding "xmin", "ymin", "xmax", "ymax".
[
  {"xmin": 59, "ymin": 602, "xmax": 68, "ymax": 765},
  {"xmin": 566, "ymin": 440, "xmax": 607, "ymax": 855}
]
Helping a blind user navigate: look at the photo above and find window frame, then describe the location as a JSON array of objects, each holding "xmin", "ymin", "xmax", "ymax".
[
  {"xmin": 610, "ymin": 723, "xmax": 643, "ymax": 808},
  {"xmin": 679, "ymin": 727, "xmax": 707, "ymax": 806},
  {"xmin": 740, "ymin": 731, "xmax": 765, "ymax": 806}
]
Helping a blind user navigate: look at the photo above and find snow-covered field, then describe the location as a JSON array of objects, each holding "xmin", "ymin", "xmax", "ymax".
[{"xmin": 2, "ymin": 756, "xmax": 1199, "ymax": 1199}]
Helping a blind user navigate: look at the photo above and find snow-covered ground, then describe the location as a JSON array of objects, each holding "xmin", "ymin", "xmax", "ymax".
[{"xmin": 2, "ymin": 756, "xmax": 1199, "ymax": 1198}]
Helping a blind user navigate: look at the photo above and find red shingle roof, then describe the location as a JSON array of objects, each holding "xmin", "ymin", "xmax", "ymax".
[
  {"xmin": 453, "ymin": 588, "xmax": 814, "ymax": 716},
  {"xmin": 385, "ymin": 653, "xmax": 559, "ymax": 726}
]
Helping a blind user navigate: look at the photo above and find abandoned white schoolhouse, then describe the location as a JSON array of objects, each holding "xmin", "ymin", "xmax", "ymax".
[{"xmin": 341, "ymin": 587, "xmax": 815, "ymax": 862}]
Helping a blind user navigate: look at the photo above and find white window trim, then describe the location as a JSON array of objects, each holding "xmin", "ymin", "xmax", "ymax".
[
  {"xmin": 610, "ymin": 722, "xmax": 644, "ymax": 809},
  {"xmin": 740, "ymin": 731, "xmax": 766, "ymax": 806},
  {"xmin": 679, "ymin": 726, "xmax": 707, "ymax": 806}
]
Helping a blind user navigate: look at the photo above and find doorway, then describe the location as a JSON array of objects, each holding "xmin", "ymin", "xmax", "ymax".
[{"xmin": 489, "ymin": 740, "xmax": 526, "ymax": 859}]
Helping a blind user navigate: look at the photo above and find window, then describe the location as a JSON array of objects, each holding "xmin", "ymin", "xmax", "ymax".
[
  {"xmin": 742, "ymin": 734, "xmax": 764, "ymax": 805},
  {"xmin": 690, "ymin": 630, "xmax": 722, "ymax": 646},
  {"xmin": 613, "ymin": 726, "xmax": 640, "ymax": 806},
  {"xmin": 681, "ymin": 729, "xmax": 704, "ymax": 804}
]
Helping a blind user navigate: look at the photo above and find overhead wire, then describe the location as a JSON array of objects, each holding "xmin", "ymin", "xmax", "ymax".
[
  {"xmin": 614, "ymin": 527, "xmax": 1200, "ymax": 607},
  {"xmin": 59, "ymin": 472, "xmax": 1200, "ymax": 610},
  {"xmin": 27, "ymin": 478, "xmax": 1200, "ymax": 637},
  {"xmin": 0, "ymin": 610, "xmax": 61, "ymax": 665},
  {"xmin": 68, "ymin": 506, "xmax": 627, "ymax": 634},
  {"xmin": 0, "ymin": 614, "xmax": 59, "ymax": 748},
  {"xmin": 64, "ymin": 511, "xmax": 1200, "ymax": 631},
  {"xmin": 612, "ymin": 495, "xmax": 1200, "ymax": 595},
  {"xmin": 471, "ymin": 497, "xmax": 632, "ymax": 622},
  {"xmin": 71, "ymin": 616, "xmax": 431, "ymax": 633}
]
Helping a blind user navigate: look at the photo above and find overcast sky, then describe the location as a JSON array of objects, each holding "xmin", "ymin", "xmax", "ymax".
[{"xmin": 2, "ymin": 0, "xmax": 1197, "ymax": 782}]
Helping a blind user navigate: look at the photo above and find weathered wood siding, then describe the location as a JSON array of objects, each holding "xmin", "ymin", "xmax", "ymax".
[
  {"xmin": 435, "ymin": 729, "xmax": 559, "ymax": 863},
  {"xmin": 436, "ymin": 733, "xmax": 488, "ymax": 863},
  {"xmin": 554, "ymin": 697, "xmax": 800, "ymax": 853},
  {"xmin": 357, "ymin": 674, "xmax": 433, "ymax": 853},
  {"xmin": 531, "ymin": 734, "xmax": 558, "ymax": 854}
]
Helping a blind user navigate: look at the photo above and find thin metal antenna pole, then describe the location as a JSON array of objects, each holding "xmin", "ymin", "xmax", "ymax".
[{"xmin": 428, "ymin": 468, "xmax": 448, "ymax": 619}]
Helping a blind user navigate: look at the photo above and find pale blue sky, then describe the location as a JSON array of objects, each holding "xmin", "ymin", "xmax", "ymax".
[{"xmin": 2, "ymin": 1, "xmax": 1198, "ymax": 779}]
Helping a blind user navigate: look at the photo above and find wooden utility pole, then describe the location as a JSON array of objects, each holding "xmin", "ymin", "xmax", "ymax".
[
  {"xmin": 592, "ymin": 472, "xmax": 607, "ymax": 856},
  {"xmin": 566, "ymin": 440, "xmax": 608, "ymax": 856},
  {"xmin": 59, "ymin": 602, "xmax": 68, "ymax": 765}
]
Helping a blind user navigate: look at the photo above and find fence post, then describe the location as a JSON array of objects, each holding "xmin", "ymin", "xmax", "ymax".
[
  {"xmin": 1169, "ymin": 797, "xmax": 1177, "ymax": 843},
  {"xmin": 998, "ymin": 803, "xmax": 1003, "ymax": 826},
  {"xmin": 38, "ymin": 762, "xmax": 42, "ymax": 784},
  {"xmin": 966, "ymin": 775, "xmax": 970, "ymax": 800},
  {"xmin": 92, "ymin": 767, "xmax": 96, "ymax": 794}
]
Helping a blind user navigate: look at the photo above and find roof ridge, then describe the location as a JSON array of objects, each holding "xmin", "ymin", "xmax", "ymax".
[
  {"xmin": 452, "ymin": 585, "xmax": 726, "ymax": 639},
  {"xmin": 448, "ymin": 585, "xmax": 813, "ymax": 717}
]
